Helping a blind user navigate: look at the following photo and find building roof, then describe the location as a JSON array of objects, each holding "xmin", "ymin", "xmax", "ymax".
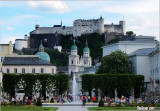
[
  {"xmin": 35, "ymin": 52, "xmax": 50, "ymax": 61},
  {"xmin": 71, "ymin": 39, "xmax": 77, "ymax": 50},
  {"xmin": 35, "ymin": 43, "xmax": 50, "ymax": 61},
  {"xmin": 83, "ymin": 41, "xmax": 90, "ymax": 52},
  {"xmin": 129, "ymin": 48, "xmax": 157, "ymax": 56},
  {"xmin": 3, "ymin": 56, "xmax": 53, "ymax": 65}
]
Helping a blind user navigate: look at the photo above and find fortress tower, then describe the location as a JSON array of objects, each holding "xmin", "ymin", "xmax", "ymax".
[{"xmin": 98, "ymin": 16, "xmax": 104, "ymax": 34}]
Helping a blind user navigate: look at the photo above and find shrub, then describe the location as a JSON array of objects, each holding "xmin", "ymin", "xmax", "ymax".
[
  {"xmin": 50, "ymin": 98, "xmax": 54, "ymax": 103},
  {"xmin": 98, "ymin": 98, "xmax": 104, "ymax": 107},
  {"xmin": 36, "ymin": 98, "xmax": 42, "ymax": 106}
]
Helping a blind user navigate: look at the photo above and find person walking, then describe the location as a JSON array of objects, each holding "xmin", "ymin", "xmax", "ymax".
[
  {"xmin": 60, "ymin": 95, "xmax": 64, "ymax": 107},
  {"xmin": 82, "ymin": 95, "xmax": 86, "ymax": 108}
]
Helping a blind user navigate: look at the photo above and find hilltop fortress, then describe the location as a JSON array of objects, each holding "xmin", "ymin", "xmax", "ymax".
[{"xmin": 30, "ymin": 16, "xmax": 126, "ymax": 37}]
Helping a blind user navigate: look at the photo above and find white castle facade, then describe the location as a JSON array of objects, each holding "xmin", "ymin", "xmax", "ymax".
[{"xmin": 31, "ymin": 16, "xmax": 126, "ymax": 37}]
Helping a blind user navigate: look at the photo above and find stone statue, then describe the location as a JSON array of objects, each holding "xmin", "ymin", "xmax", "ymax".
[
  {"xmin": 150, "ymin": 76, "xmax": 156, "ymax": 92},
  {"xmin": 115, "ymin": 88, "xmax": 118, "ymax": 101}
]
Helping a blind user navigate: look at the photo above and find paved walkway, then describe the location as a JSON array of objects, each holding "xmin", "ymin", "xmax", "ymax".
[{"xmin": 44, "ymin": 106, "xmax": 95, "ymax": 111}]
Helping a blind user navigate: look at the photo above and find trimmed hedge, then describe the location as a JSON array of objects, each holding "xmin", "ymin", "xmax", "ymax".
[
  {"xmin": 3, "ymin": 73, "xmax": 69, "ymax": 99},
  {"xmin": 82, "ymin": 74, "xmax": 144, "ymax": 97}
]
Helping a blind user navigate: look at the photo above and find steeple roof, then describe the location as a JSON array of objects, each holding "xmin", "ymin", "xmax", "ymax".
[
  {"xmin": 83, "ymin": 40, "xmax": 90, "ymax": 52},
  {"xmin": 71, "ymin": 39, "xmax": 77, "ymax": 50}
]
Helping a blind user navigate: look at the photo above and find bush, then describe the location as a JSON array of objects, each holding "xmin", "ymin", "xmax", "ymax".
[
  {"xmin": 50, "ymin": 98, "xmax": 54, "ymax": 103},
  {"xmin": 36, "ymin": 98, "xmax": 42, "ymax": 106},
  {"xmin": 98, "ymin": 98, "xmax": 104, "ymax": 107}
]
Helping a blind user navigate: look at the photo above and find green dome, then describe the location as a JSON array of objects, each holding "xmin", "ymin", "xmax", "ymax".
[
  {"xmin": 83, "ymin": 41, "xmax": 90, "ymax": 52},
  {"xmin": 35, "ymin": 52, "xmax": 50, "ymax": 61},
  {"xmin": 71, "ymin": 39, "xmax": 77, "ymax": 50}
]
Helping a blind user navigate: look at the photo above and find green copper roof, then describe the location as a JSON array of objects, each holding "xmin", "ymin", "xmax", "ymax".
[
  {"xmin": 83, "ymin": 41, "xmax": 90, "ymax": 52},
  {"xmin": 71, "ymin": 39, "xmax": 77, "ymax": 50},
  {"xmin": 35, "ymin": 52, "xmax": 50, "ymax": 61},
  {"xmin": 39, "ymin": 43, "xmax": 43, "ymax": 48}
]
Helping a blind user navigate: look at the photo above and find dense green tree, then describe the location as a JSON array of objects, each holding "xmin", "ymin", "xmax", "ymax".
[
  {"xmin": 126, "ymin": 31, "xmax": 134, "ymax": 36},
  {"xmin": 3, "ymin": 74, "xmax": 69, "ymax": 99},
  {"xmin": 97, "ymin": 50, "xmax": 132, "ymax": 74},
  {"xmin": 19, "ymin": 74, "xmax": 36, "ymax": 96},
  {"xmin": 3, "ymin": 74, "xmax": 20, "ymax": 98},
  {"xmin": 37, "ymin": 74, "xmax": 52, "ymax": 100},
  {"xmin": 60, "ymin": 33, "xmax": 104, "ymax": 64},
  {"xmin": 45, "ymin": 49, "xmax": 69, "ymax": 66},
  {"xmin": 82, "ymin": 74, "xmax": 94, "ymax": 97},
  {"xmin": 54, "ymin": 74, "xmax": 69, "ymax": 95},
  {"xmin": 82, "ymin": 74, "xmax": 144, "ymax": 98}
]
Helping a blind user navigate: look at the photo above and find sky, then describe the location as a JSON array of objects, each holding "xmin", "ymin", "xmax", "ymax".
[{"xmin": 0, "ymin": 0, "xmax": 159, "ymax": 44}]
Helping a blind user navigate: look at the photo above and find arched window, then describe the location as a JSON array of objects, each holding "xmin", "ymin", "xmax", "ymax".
[{"xmin": 72, "ymin": 60, "xmax": 73, "ymax": 64}]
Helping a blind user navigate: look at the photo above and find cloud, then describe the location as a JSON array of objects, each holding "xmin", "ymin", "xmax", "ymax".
[
  {"xmin": 28, "ymin": 1, "xmax": 71, "ymax": 13},
  {"xmin": 99, "ymin": 0, "xmax": 158, "ymax": 14},
  {"xmin": 0, "ymin": 34, "xmax": 24, "ymax": 44},
  {"xmin": 6, "ymin": 27, "xmax": 14, "ymax": 31},
  {"xmin": 127, "ymin": 15, "xmax": 159, "ymax": 40}
]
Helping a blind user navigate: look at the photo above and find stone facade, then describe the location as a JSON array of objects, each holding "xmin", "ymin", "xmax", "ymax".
[{"xmin": 30, "ymin": 16, "xmax": 125, "ymax": 37}]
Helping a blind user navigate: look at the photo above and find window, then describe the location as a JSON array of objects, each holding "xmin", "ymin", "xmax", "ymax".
[
  {"xmin": 41, "ymin": 68, "xmax": 44, "ymax": 73},
  {"xmin": 77, "ymin": 61, "xmax": 78, "ymax": 64},
  {"xmin": 22, "ymin": 68, "xmax": 25, "ymax": 73},
  {"xmin": 72, "ymin": 60, "xmax": 73, "ymax": 64},
  {"xmin": 7, "ymin": 68, "xmax": 10, "ymax": 73},
  {"xmin": 52, "ymin": 68, "xmax": 54, "ymax": 74},
  {"xmin": 14, "ymin": 68, "xmax": 17, "ymax": 73},
  {"xmin": 32, "ymin": 68, "xmax": 35, "ymax": 73},
  {"xmin": 1, "ymin": 57, "xmax": 3, "ymax": 62}
]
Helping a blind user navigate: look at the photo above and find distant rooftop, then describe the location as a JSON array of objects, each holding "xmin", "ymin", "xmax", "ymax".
[
  {"xmin": 3, "ymin": 55, "xmax": 53, "ymax": 65},
  {"xmin": 129, "ymin": 48, "xmax": 157, "ymax": 56}
]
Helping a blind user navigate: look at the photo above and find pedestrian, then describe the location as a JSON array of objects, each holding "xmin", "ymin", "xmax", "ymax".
[
  {"xmin": 11, "ymin": 96, "xmax": 15, "ymax": 105},
  {"xmin": 93, "ymin": 96, "xmax": 96, "ymax": 103},
  {"xmin": 88, "ymin": 96, "xmax": 90, "ymax": 102},
  {"xmin": 61, "ymin": 95, "xmax": 64, "ymax": 107},
  {"xmin": 20, "ymin": 96, "xmax": 23, "ymax": 104},
  {"xmin": 82, "ymin": 95, "xmax": 86, "ymax": 108}
]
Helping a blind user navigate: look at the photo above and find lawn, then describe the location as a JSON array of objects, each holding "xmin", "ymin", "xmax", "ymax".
[
  {"xmin": 1, "ymin": 106, "xmax": 58, "ymax": 111},
  {"xmin": 88, "ymin": 107, "xmax": 137, "ymax": 110}
]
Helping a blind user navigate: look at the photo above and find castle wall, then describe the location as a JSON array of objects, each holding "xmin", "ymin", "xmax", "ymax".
[{"xmin": 30, "ymin": 17, "xmax": 125, "ymax": 37}]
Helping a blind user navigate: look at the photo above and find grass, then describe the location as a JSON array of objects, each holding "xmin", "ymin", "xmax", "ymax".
[
  {"xmin": 88, "ymin": 107, "xmax": 137, "ymax": 110},
  {"xmin": 1, "ymin": 106, "xmax": 58, "ymax": 111}
]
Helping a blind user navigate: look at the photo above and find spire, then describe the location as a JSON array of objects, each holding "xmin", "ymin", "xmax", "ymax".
[
  {"xmin": 39, "ymin": 40, "xmax": 44, "ymax": 52},
  {"xmin": 73, "ymin": 38, "xmax": 76, "ymax": 45},
  {"xmin": 61, "ymin": 20, "xmax": 62, "ymax": 26},
  {"xmin": 71, "ymin": 37, "xmax": 77, "ymax": 50},
  {"xmin": 85, "ymin": 39, "xmax": 88, "ymax": 47}
]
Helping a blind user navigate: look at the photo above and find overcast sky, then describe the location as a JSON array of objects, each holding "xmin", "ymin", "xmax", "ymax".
[{"xmin": 0, "ymin": 0, "xmax": 159, "ymax": 44}]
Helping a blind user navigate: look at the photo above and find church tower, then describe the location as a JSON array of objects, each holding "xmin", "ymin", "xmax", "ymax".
[
  {"xmin": 68, "ymin": 39, "xmax": 80, "ymax": 74},
  {"xmin": 82, "ymin": 40, "xmax": 92, "ymax": 67}
]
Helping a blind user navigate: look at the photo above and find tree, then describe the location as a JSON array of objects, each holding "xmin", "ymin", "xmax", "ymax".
[
  {"xmin": 54, "ymin": 74, "xmax": 69, "ymax": 95},
  {"xmin": 126, "ymin": 31, "xmax": 134, "ymax": 36},
  {"xmin": 60, "ymin": 33, "xmax": 104, "ymax": 65},
  {"xmin": 97, "ymin": 50, "xmax": 132, "ymax": 74},
  {"xmin": 45, "ymin": 49, "xmax": 69, "ymax": 66}
]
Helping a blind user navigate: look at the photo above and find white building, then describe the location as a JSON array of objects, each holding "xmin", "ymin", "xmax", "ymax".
[
  {"xmin": 30, "ymin": 16, "xmax": 125, "ymax": 37},
  {"xmin": 102, "ymin": 35, "xmax": 157, "ymax": 56},
  {"xmin": 15, "ymin": 39, "xmax": 27, "ymax": 50},
  {"xmin": 2, "ymin": 55, "xmax": 56, "ymax": 74},
  {"xmin": 102, "ymin": 35, "xmax": 159, "ymax": 92}
]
